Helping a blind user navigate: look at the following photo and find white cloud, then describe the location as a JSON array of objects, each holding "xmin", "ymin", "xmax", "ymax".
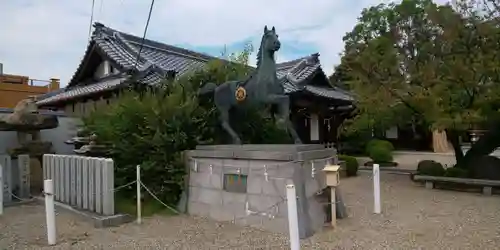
[{"xmin": 0, "ymin": 0, "xmax": 451, "ymax": 87}]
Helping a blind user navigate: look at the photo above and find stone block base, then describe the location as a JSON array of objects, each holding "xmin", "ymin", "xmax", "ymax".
[{"xmin": 185, "ymin": 144, "xmax": 337, "ymax": 238}]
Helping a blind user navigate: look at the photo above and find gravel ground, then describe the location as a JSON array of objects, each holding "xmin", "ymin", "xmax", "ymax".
[{"xmin": 2, "ymin": 172, "xmax": 500, "ymax": 249}]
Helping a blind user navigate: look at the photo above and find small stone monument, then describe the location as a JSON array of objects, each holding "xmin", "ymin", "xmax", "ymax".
[{"xmin": 0, "ymin": 97, "xmax": 59, "ymax": 195}]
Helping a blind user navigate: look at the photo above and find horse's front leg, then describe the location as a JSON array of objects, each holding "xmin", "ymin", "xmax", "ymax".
[{"xmin": 267, "ymin": 95, "xmax": 302, "ymax": 144}]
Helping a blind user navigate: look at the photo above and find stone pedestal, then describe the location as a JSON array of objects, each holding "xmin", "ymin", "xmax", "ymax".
[{"xmin": 185, "ymin": 144, "xmax": 337, "ymax": 239}]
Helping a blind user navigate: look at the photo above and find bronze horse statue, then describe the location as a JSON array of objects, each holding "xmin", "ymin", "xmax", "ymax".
[{"xmin": 199, "ymin": 26, "xmax": 302, "ymax": 144}]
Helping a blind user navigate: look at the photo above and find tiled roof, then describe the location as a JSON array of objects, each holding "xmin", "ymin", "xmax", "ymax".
[
  {"xmin": 35, "ymin": 88, "xmax": 66, "ymax": 101},
  {"xmin": 37, "ymin": 22, "xmax": 353, "ymax": 106},
  {"xmin": 36, "ymin": 77, "xmax": 124, "ymax": 106},
  {"xmin": 303, "ymin": 85, "xmax": 354, "ymax": 101}
]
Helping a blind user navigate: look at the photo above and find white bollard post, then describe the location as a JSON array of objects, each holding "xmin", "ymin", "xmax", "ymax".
[
  {"xmin": 44, "ymin": 179, "xmax": 56, "ymax": 245},
  {"xmin": 373, "ymin": 164, "xmax": 381, "ymax": 214},
  {"xmin": 136, "ymin": 165, "xmax": 142, "ymax": 224},
  {"xmin": 286, "ymin": 184, "xmax": 300, "ymax": 250},
  {"xmin": 0, "ymin": 163, "xmax": 3, "ymax": 216}
]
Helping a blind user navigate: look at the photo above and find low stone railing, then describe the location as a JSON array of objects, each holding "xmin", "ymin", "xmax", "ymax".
[{"xmin": 42, "ymin": 154, "xmax": 115, "ymax": 215}]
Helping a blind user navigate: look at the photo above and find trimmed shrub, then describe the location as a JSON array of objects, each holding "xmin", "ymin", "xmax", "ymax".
[
  {"xmin": 369, "ymin": 146, "xmax": 393, "ymax": 163},
  {"xmin": 444, "ymin": 167, "xmax": 469, "ymax": 178},
  {"xmin": 417, "ymin": 160, "xmax": 445, "ymax": 176},
  {"xmin": 366, "ymin": 139, "xmax": 394, "ymax": 153},
  {"xmin": 339, "ymin": 155, "xmax": 359, "ymax": 177},
  {"xmin": 366, "ymin": 139, "xmax": 394, "ymax": 163}
]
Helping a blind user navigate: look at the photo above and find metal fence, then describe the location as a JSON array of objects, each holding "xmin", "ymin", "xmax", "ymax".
[{"xmin": 42, "ymin": 154, "xmax": 115, "ymax": 215}]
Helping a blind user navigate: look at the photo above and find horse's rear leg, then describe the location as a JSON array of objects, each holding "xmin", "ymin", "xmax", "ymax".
[{"xmin": 219, "ymin": 106, "xmax": 242, "ymax": 144}]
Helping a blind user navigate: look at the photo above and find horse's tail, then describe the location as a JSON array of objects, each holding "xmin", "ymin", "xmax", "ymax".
[{"xmin": 198, "ymin": 82, "xmax": 217, "ymax": 96}]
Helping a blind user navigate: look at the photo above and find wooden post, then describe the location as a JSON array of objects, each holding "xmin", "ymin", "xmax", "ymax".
[
  {"xmin": 323, "ymin": 164, "xmax": 340, "ymax": 228},
  {"xmin": 330, "ymin": 186, "xmax": 336, "ymax": 227}
]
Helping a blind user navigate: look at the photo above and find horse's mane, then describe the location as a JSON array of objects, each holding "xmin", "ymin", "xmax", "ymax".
[{"xmin": 256, "ymin": 32, "xmax": 266, "ymax": 69}]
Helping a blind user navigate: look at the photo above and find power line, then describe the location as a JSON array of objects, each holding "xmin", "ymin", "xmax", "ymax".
[
  {"xmin": 98, "ymin": 0, "xmax": 104, "ymax": 21},
  {"xmin": 88, "ymin": 0, "xmax": 96, "ymax": 41},
  {"xmin": 134, "ymin": 0, "xmax": 156, "ymax": 69}
]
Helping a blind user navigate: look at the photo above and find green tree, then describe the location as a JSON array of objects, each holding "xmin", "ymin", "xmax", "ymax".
[
  {"xmin": 336, "ymin": 0, "xmax": 500, "ymax": 172},
  {"xmin": 329, "ymin": 61, "xmax": 353, "ymax": 89}
]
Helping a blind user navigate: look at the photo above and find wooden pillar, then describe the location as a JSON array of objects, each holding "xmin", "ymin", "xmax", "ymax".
[{"xmin": 330, "ymin": 186, "xmax": 336, "ymax": 227}]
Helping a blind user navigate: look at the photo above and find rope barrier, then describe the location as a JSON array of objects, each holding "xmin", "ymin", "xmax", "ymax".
[{"xmin": 139, "ymin": 181, "xmax": 179, "ymax": 214}]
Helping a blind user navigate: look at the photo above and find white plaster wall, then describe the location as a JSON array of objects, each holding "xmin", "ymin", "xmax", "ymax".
[
  {"xmin": 93, "ymin": 60, "xmax": 111, "ymax": 79},
  {"xmin": 0, "ymin": 112, "xmax": 80, "ymax": 155}
]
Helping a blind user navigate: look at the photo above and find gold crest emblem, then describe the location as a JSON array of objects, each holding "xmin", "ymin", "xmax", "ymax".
[{"xmin": 235, "ymin": 86, "xmax": 247, "ymax": 102}]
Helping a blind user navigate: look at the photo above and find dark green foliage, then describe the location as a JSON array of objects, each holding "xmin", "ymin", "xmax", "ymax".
[
  {"xmin": 366, "ymin": 139, "xmax": 394, "ymax": 163},
  {"xmin": 83, "ymin": 86, "xmax": 201, "ymax": 206},
  {"xmin": 339, "ymin": 155, "xmax": 359, "ymax": 176},
  {"xmin": 338, "ymin": 131, "xmax": 372, "ymax": 156},
  {"xmin": 336, "ymin": 0, "xmax": 500, "ymax": 173},
  {"xmin": 470, "ymin": 155, "xmax": 500, "ymax": 180},
  {"xmin": 82, "ymin": 48, "xmax": 291, "ymax": 208},
  {"xmin": 417, "ymin": 160, "xmax": 445, "ymax": 176},
  {"xmin": 444, "ymin": 167, "xmax": 469, "ymax": 178},
  {"xmin": 227, "ymin": 106, "xmax": 293, "ymax": 144}
]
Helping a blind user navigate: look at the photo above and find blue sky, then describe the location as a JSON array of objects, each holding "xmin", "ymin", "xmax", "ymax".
[{"xmin": 0, "ymin": 0, "xmax": 450, "ymax": 87}]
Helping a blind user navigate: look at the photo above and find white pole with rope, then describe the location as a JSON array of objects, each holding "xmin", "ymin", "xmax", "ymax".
[
  {"xmin": 286, "ymin": 184, "xmax": 300, "ymax": 250},
  {"xmin": 373, "ymin": 164, "xmax": 381, "ymax": 214},
  {"xmin": 136, "ymin": 165, "xmax": 142, "ymax": 224},
  {"xmin": 44, "ymin": 179, "xmax": 57, "ymax": 245}
]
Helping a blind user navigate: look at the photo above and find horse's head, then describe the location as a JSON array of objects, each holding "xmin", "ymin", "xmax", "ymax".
[{"xmin": 262, "ymin": 26, "xmax": 281, "ymax": 53}]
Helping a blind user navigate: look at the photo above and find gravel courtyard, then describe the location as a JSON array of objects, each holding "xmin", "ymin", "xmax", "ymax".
[{"xmin": 2, "ymin": 172, "xmax": 500, "ymax": 250}]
